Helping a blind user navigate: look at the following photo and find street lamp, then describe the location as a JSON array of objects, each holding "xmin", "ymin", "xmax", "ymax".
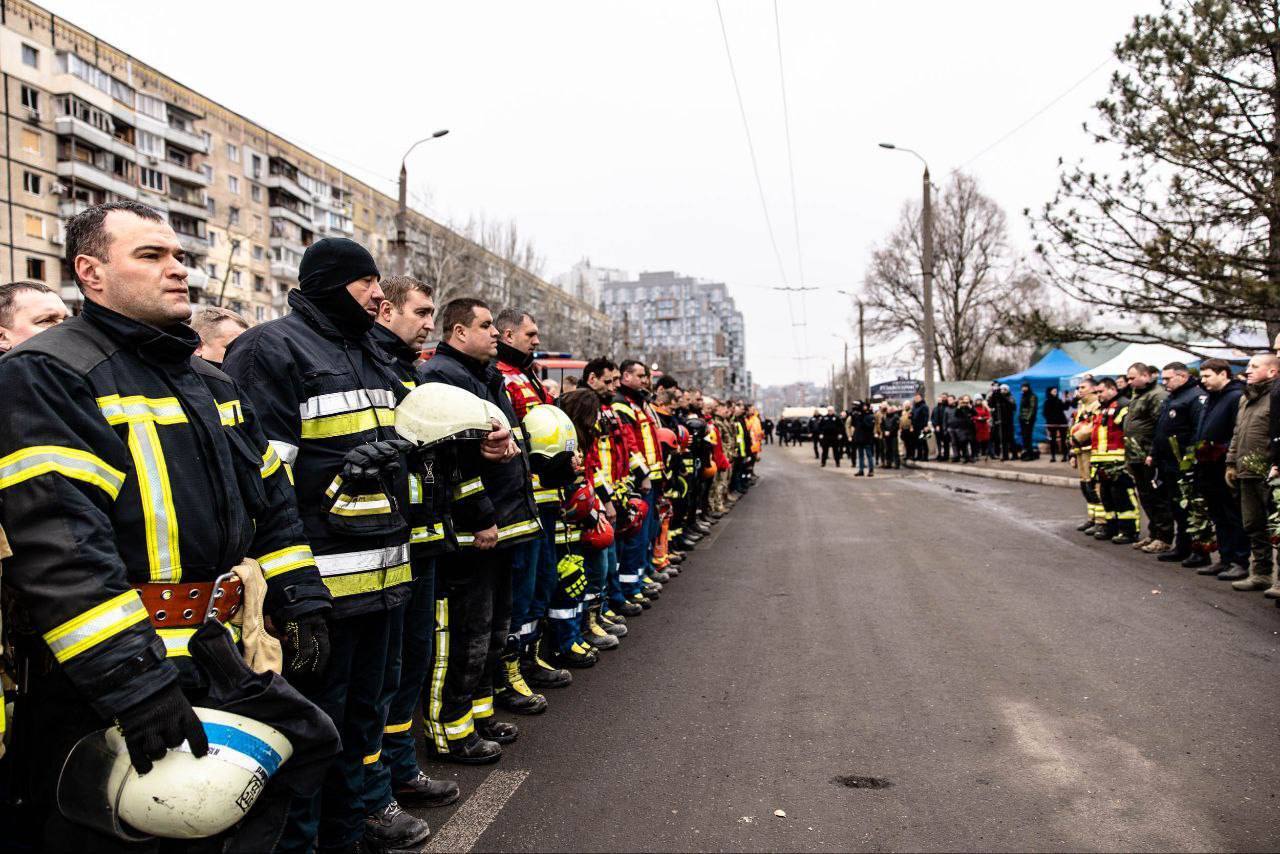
[
  {"xmin": 878, "ymin": 142, "xmax": 936, "ymax": 405},
  {"xmin": 395, "ymin": 129, "xmax": 450, "ymax": 275}
]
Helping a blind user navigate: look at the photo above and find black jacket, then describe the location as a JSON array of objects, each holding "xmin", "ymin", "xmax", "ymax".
[
  {"xmin": 930, "ymin": 403, "xmax": 950, "ymax": 429},
  {"xmin": 368, "ymin": 323, "xmax": 458, "ymax": 561},
  {"xmin": 416, "ymin": 340, "xmax": 540, "ymax": 549},
  {"xmin": 910, "ymin": 401, "xmax": 930, "ymax": 431},
  {"xmin": 1018, "ymin": 391, "xmax": 1039, "ymax": 426},
  {"xmin": 223, "ymin": 290, "xmax": 413, "ymax": 618},
  {"xmin": 952, "ymin": 404, "xmax": 975, "ymax": 439},
  {"xmin": 1043, "ymin": 394, "xmax": 1067, "ymax": 426},
  {"xmin": 1195, "ymin": 378, "xmax": 1245, "ymax": 456},
  {"xmin": 0, "ymin": 301, "xmax": 328, "ymax": 717},
  {"xmin": 818, "ymin": 414, "xmax": 844, "ymax": 441},
  {"xmin": 850, "ymin": 411, "xmax": 876, "ymax": 445},
  {"xmin": 1150, "ymin": 378, "xmax": 1205, "ymax": 471}
]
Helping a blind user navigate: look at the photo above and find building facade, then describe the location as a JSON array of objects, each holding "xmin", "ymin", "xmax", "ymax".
[
  {"xmin": 551, "ymin": 258, "xmax": 630, "ymax": 310},
  {"xmin": 0, "ymin": 0, "xmax": 610, "ymax": 353},
  {"xmin": 599, "ymin": 270, "xmax": 750, "ymax": 399}
]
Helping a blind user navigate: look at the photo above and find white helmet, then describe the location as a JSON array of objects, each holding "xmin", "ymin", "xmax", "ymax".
[
  {"xmin": 395, "ymin": 382, "xmax": 510, "ymax": 446},
  {"xmin": 58, "ymin": 707, "xmax": 292, "ymax": 840}
]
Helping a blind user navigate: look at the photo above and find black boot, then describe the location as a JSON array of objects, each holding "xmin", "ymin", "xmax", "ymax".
[
  {"xmin": 394, "ymin": 771, "xmax": 460, "ymax": 808},
  {"xmin": 1199, "ymin": 560, "xmax": 1232, "ymax": 576},
  {"xmin": 1181, "ymin": 552, "xmax": 1211, "ymax": 569},
  {"xmin": 428, "ymin": 732, "xmax": 502, "ymax": 765},
  {"xmin": 476, "ymin": 719, "xmax": 519, "ymax": 745},
  {"xmin": 496, "ymin": 653, "xmax": 549, "ymax": 714},
  {"xmin": 521, "ymin": 641, "xmax": 573, "ymax": 689},
  {"xmin": 363, "ymin": 801, "xmax": 431, "ymax": 851}
]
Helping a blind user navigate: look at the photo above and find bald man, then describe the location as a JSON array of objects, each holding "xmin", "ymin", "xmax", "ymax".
[{"xmin": 1227, "ymin": 354, "xmax": 1279, "ymax": 593}]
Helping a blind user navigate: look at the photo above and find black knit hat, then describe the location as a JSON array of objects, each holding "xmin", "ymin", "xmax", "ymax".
[{"xmin": 298, "ymin": 238, "xmax": 380, "ymax": 337}]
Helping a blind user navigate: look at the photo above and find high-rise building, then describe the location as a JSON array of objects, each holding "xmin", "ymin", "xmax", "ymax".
[
  {"xmin": 0, "ymin": 0, "xmax": 610, "ymax": 353},
  {"xmin": 599, "ymin": 270, "xmax": 750, "ymax": 399},
  {"xmin": 552, "ymin": 258, "xmax": 630, "ymax": 309}
]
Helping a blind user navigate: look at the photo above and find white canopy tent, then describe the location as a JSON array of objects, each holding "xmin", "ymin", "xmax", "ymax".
[{"xmin": 1074, "ymin": 343, "xmax": 1199, "ymax": 380}]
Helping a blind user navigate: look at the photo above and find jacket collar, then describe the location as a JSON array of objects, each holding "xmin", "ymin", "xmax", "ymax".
[
  {"xmin": 1245, "ymin": 377, "xmax": 1274, "ymax": 401},
  {"xmin": 619, "ymin": 384, "xmax": 649, "ymax": 405},
  {"xmin": 496, "ymin": 340, "xmax": 535, "ymax": 372},
  {"xmin": 82, "ymin": 299, "xmax": 198, "ymax": 366},
  {"xmin": 288, "ymin": 289, "xmax": 346, "ymax": 341},
  {"xmin": 368, "ymin": 322, "xmax": 419, "ymax": 371},
  {"xmin": 435, "ymin": 339, "xmax": 498, "ymax": 383}
]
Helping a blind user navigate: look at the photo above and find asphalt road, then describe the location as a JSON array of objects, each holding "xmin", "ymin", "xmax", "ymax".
[{"xmin": 409, "ymin": 446, "xmax": 1280, "ymax": 853}]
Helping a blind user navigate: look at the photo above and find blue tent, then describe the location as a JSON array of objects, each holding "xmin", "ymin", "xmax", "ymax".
[{"xmin": 998, "ymin": 348, "xmax": 1088, "ymax": 444}]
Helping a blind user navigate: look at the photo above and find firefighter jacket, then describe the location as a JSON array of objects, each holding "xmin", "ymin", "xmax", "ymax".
[
  {"xmin": 1090, "ymin": 394, "xmax": 1130, "ymax": 465},
  {"xmin": 594, "ymin": 398, "xmax": 628, "ymax": 504},
  {"xmin": 368, "ymin": 323, "xmax": 457, "ymax": 560},
  {"xmin": 0, "ymin": 301, "xmax": 328, "ymax": 717},
  {"xmin": 496, "ymin": 342, "xmax": 558, "ymax": 508},
  {"xmin": 1150, "ymin": 379, "xmax": 1204, "ymax": 472},
  {"xmin": 416, "ymin": 341, "xmax": 541, "ymax": 548},
  {"xmin": 1122, "ymin": 382, "xmax": 1167, "ymax": 463},
  {"xmin": 610, "ymin": 388, "xmax": 654, "ymax": 486},
  {"xmin": 618, "ymin": 387, "xmax": 664, "ymax": 481},
  {"xmin": 222, "ymin": 290, "xmax": 412, "ymax": 618}
]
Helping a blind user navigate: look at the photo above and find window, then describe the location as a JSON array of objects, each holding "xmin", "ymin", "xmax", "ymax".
[
  {"xmin": 250, "ymin": 184, "xmax": 262, "ymax": 202},
  {"xmin": 251, "ymin": 154, "xmax": 263, "ymax": 175},
  {"xmin": 20, "ymin": 85, "xmax": 39, "ymax": 112},
  {"xmin": 26, "ymin": 257, "xmax": 46, "ymax": 280},
  {"xmin": 253, "ymin": 215, "xmax": 263, "ymax": 235},
  {"xmin": 255, "ymin": 306, "xmax": 265, "ymax": 322},
  {"xmin": 22, "ymin": 172, "xmax": 41, "ymax": 195},
  {"xmin": 228, "ymin": 176, "xmax": 239, "ymax": 194},
  {"xmin": 229, "ymin": 207, "xmax": 241, "ymax": 226},
  {"xmin": 24, "ymin": 214, "xmax": 44, "ymax": 239},
  {"xmin": 226, "ymin": 143, "xmax": 240, "ymax": 163},
  {"xmin": 21, "ymin": 44, "xmax": 38, "ymax": 67},
  {"xmin": 231, "ymin": 270, "xmax": 242, "ymax": 287},
  {"xmin": 201, "ymin": 163, "xmax": 214, "ymax": 181},
  {"xmin": 206, "ymin": 197, "xmax": 217, "ymax": 215},
  {"xmin": 137, "ymin": 130, "xmax": 163, "ymax": 157},
  {"xmin": 136, "ymin": 94, "xmax": 166, "ymax": 122},
  {"xmin": 253, "ymin": 274, "xmax": 265, "ymax": 292},
  {"xmin": 209, "ymin": 231, "xmax": 218, "ymax": 248},
  {"xmin": 201, "ymin": 130, "xmax": 212, "ymax": 150},
  {"xmin": 208, "ymin": 263, "xmax": 218, "ymax": 279},
  {"xmin": 139, "ymin": 167, "xmax": 165, "ymax": 192},
  {"xmin": 252, "ymin": 244, "xmax": 264, "ymax": 261}
]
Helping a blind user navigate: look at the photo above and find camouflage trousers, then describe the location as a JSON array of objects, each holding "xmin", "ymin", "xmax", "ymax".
[
  {"xmin": 1178, "ymin": 468, "xmax": 1216, "ymax": 555},
  {"xmin": 1268, "ymin": 478, "xmax": 1280, "ymax": 548},
  {"xmin": 710, "ymin": 469, "xmax": 731, "ymax": 514}
]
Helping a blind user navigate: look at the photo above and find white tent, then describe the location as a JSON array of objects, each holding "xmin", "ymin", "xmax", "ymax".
[{"xmin": 1074, "ymin": 343, "xmax": 1199, "ymax": 380}]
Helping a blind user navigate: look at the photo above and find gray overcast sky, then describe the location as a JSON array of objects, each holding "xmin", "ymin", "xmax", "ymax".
[{"xmin": 44, "ymin": 0, "xmax": 1161, "ymax": 387}]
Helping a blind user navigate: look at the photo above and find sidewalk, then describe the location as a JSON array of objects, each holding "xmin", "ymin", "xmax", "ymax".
[{"xmin": 906, "ymin": 455, "xmax": 1080, "ymax": 489}]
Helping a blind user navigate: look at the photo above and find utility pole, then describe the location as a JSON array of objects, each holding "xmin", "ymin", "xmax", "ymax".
[
  {"xmin": 394, "ymin": 129, "xmax": 450, "ymax": 276},
  {"xmin": 842, "ymin": 339, "xmax": 849, "ymax": 411},
  {"xmin": 858, "ymin": 299, "xmax": 868, "ymax": 399}
]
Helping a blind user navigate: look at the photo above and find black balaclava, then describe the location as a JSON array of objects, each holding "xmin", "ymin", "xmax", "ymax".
[{"xmin": 299, "ymin": 237, "xmax": 380, "ymax": 338}]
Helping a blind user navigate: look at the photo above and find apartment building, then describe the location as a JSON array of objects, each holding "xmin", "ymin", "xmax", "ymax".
[
  {"xmin": 0, "ymin": 0, "xmax": 610, "ymax": 353},
  {"xmin": 600, "ymin": 270, "xmax": 750, "ymax": 399}
]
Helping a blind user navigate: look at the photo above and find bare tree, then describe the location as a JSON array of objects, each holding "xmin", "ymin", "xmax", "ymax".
[{"xmin": 863, "ymin": 172, "xmax": 1037, "ymax": 381}]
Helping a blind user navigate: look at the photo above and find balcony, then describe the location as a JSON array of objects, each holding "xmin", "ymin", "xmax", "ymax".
[
  {"xmin": 53, "ymin": 116, "xmax": 137, "ymax": 161},
  {"xmin": 270, "ymin": 260, "xmax": 300, "ymax": 283},
  {"xmin": 165, "ymin": 124, "xmax": 208, "ymax": 154},
  {"xmin": 58, "ymin": 199, "xmax": 93, "ymax": 219},
  {"xmin": 156, "ymin": 158, "xmax": 209, "ymax": 187},
  {"xmin": 269, "ymin": 206, "xmax": 312, "ymax": 232},
  {"xmin": 56, "ymin": 159, "xmax": 138, "ymax": 200},
  {"xmin": 185, "ymin": 267, "xmax": 210, "ymax": 289},
  {"xmin": 269, "ymin": 235, "xmax": 307, "ymax": 256},
  {"xmin": 167, "ymin": 194, "xmax": 210, "ymax": 221},
  {"xmin": 176, "ymin": 231, "xmax": 210, "ymax": 255},
  {"xmin": 264, "ymin": 172, "xmax": 309, "ymax": 204}
]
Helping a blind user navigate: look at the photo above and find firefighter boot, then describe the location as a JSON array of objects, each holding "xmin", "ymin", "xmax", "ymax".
[
  {"xmin": 428, "ymin": 732, "xmax": 502, "ymax": 765},
  {"xmin": 599, "ymin": 607, "xmax": 629, "ymax": 637},
  {"xmin": 521, "ymin": 636, "xmax": 573, "ymax": 689},
  {"xmin": 394, "ymin": 771, "xmax": 461, "ymax": 809},
  {"xmin": 496, "ymin": 653, "xmax": 549, "ymax": 715},
  {"xmin": 549, "ymin": 640, "xmax": 599, "ymax": 669},
  {"xmin": 363, "ymin": 800, "xmax": 432, "ymax": 852},
  {"xmin": 584, "ymin": 606, "xmax": 621, "ymax": 651},
  {"xmin": 476, "ymin": 719, "xmax": 519, "ymax": 745}
]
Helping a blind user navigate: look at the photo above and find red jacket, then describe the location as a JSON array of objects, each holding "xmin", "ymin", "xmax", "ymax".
[
  {"xmin": 973, "ymin": 404, "xmax": 992, "ymax": 443},
  {"xmin": 497, "ymin": 360, "xmax": 551, "ymax": 421}
]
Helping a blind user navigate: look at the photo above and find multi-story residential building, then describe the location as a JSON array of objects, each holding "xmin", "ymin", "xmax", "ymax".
[
  {"xmin": 600, "ymin": 270, "xmax": 750, "ymax": 399},
  {"xmin": 552, "ymin": 258, "xmax": 630, "ymax": 309},
  {"xmin": 0, "ymin": 0, "xmax": 609, "ymax": 352}
]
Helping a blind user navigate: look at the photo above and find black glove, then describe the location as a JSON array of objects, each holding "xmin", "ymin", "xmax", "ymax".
[
  {"xmin": 282, "ymin": 614, "xmax": 331, "ymax": 685},
  {"xmin": 115, "ymin": 682, "xmax": 208, "ymax": 774},
  {"xmin": 339, "ymin": 439, "xmax": 415, "ymax": 483}
]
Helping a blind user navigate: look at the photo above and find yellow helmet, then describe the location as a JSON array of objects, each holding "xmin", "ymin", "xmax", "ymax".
[{"xmin": 523, "ymin": 405, "xmax": 578, "ymax": 459}]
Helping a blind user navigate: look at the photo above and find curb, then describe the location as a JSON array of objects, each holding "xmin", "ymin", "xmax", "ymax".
[{"xmin": 906, "ymin": 460, "xmax": 1078, "ymax": 489}]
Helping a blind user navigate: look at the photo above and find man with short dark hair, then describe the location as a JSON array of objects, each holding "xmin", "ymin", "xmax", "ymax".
[
  {"xmin": 0, "ymin": 280, "xmax": 66, "ymax": 352},
  {"xmin": 1149, "ymin": 362, "xmax": 1206, "ymax": 564},
  {"xmin": 1090, "ymin": 377, "xmax": 1140, "ymax": 543},
  {"xmin": 1124, "ymin": 362, "xmax": 1172, "ymax": 553},
  {"xmin": 416, "ymin": 297, "xmax": 541, "ymax": 763},
  {"xmin": 1, "ymin": 201, "xmax": 336, "ymax": 851},
  {"xmin": 191, "ymin": 305, "xmax": 249, "ymax": 366},
  {"xmin": 1194, "ymin": 359, "xmax": 1249, "ymax": 578}
]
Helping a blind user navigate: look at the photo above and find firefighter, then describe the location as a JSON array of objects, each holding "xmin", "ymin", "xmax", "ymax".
[
  {"xmin": 416, "ymin": 298, "xmax": 542, "ymax": 765},
  {"xmin": 1089, "ymin": 378, "xmax": 1140, "ymax": 543},
  {"xmin": 613, "ymin": 361, "xmax": 661, "ymax": 608},
  {"xmin": 0, "ymin": 202, "xmax": 338, "ymax": 850},
  {"xmin": 584, "ymin": 358, "xmax": 641, "ymax": 621},
  {"xmin": 494, "ymin": 309, "xmax": 579, "ymax": 688},
  {"xmin": 1149, "ymin": 362, "xmax": 1208, "ymax": 566},
  {"xmin": 1070, "ymin": 376, "xmax": 1104, "ymax": 534},
  {"xmin": 363, "ymin": 276, "xmax": 464, "ymax": 818}
]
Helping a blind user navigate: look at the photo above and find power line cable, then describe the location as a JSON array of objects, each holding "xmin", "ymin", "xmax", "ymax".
[{"xmin": 772, "ymin": 0, "xmax": 810, "ymax": 357}]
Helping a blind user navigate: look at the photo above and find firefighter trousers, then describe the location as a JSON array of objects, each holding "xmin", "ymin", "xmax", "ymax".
[
  {"xmin": 1094, "ymin": 463, "xmax": 1139, "ymax": 536},
  {"xmin": 280, "ymin": 606, "xmax": 399, "ymax": 851},
  {"xmin": 547, "ymin": 547, "xmax": 588, "ymax": 653},
  {"xmin": 423, "ymin": 549, "xmax": 511, "ymax": 751},
  {"xmin": 510, "ymin": 507, "xmax": 558, "ymax": 647}
]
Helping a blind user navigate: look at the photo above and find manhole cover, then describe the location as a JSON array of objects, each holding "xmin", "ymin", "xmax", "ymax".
[{"xmin": 832, "ymin": 774, "xmax": 893, "ymax": 790}]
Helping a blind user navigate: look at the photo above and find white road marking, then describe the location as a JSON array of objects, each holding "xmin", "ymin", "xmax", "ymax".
[{"xmin": 424, "ymin": 769, "xmax": 529, "ymax": 853}]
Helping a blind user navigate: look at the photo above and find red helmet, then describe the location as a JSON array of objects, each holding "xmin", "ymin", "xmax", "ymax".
[
  {"xmin": 617, "ymin": 496, "xmax": 649, "ymax": 537},
  {"xmin": 582, "ymin": 516, "xmax": 615, "ymax": 549},
  {"xmin": 675, "ymin": 425, "xmax": 691, "ymax": 452},
  {"xmin": 656, "ymin": 427, "xmax": 677, "ymax": 451},
  {"xmin": 561, "ymin": 484, "xmax": 599, "ymax": 525},
  {"xmin": 657, "ymin": 496, "xmax": 673, "ymax": 521}
]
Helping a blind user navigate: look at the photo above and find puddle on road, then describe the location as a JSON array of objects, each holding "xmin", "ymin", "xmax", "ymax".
[{"xmin": 831, "ymin": 774, "xmax": 894, "ymax": 790}]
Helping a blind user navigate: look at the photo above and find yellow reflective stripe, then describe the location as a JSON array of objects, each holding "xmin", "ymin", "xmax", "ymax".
[
  {"xmin": 611, "ymin": 402, "xmax": 634, "ymax": 418},
  {"xmin": 43, "ymin": 590, "xmax": 148, "ymax": 663},
  {"xmin": 496, "ymin": 518, "xmax": 542, "ymax": 542},
  {"xmin": 385, "ymin": 719, "xmax": 413, "ymax": 734},
  {"xmin": 629, "ymin": 453, "xmax": 646, "ymax": 469},
  {"xmin": 534, "ymin": 488, "xmax": 560, "ymax": 505},
  {"xmin": 157, "ymin": 626, "xmax": 243, "ymax": 658},
  {"xmin": 443, "ymin": 710, "xmax": 474, "ymax": 739},
  {"xmin": 300, "ymin": 408, "xmax": 396, "ymax": 440},
  {"xmin": 320, "ymin": 563, "xmax": 412, "ymax": 597},
  {"xmin": 96, "ymin": 394, "xmax": 187, "ymax": 426},
  {"xmin": 260, "ymin": 444, "xmax": 282, "ymax": 480},
  {"xmin": 217, "ymin": 399, "xmax": 244, "ymax": 426},
  {"xmin": 126, "ymin": 421, "xmax": 181, "ymax": 582},
  {"xmin": 408, "ymin": 473, "xmax": 423, "ymax": 505},
  {"xmin": 401, "ymin": 380, "xmax": 416, "ymax": 390},
  {"xmin": 362, "ymin": 750, "xmax": 382, "ymax": 766},
  {"xmin": 453, "ymin": 477, "xmax": 484, "ymax": 500},
  {"xmin": 428, "ymin": 597, "xmax": 450, "ymax": 750},
  {"xmin": 471, "ymin": 695, "xmax": 494, "ymax": 719},
  {"xmin": 256, "ymin": 544, "xmax": 316, "ymax": 580},
  {"xmin": 0, "ymin": 445, "xmax": 126, "ymax": 499},
  {"xmin": 411, "ymin": 524, "xmax": 446, "ymax": 544},
  {"xmin": 330, "ymin": 493, "xmax": 393, "ymax": 517}
]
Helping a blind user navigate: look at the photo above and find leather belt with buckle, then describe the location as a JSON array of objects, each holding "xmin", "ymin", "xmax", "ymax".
[{"xmin": 133, "ymin": 572, "xmax": 244, "ymax": 628}]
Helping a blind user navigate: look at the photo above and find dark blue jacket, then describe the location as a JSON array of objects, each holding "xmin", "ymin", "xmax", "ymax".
[
  {"xmin": 910, "ymin": 401, "xmax": 930, "ymax": 431},
  {"xmin": 1151, "ymin": 378, "xmax": 1205, "ymax": 471},
  {"xmin": 1194, "ymin": 378, "xmax": 1244, "ymax": 461}
]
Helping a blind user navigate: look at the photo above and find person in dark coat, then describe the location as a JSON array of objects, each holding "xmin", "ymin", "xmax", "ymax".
[
  {"xmin": 1194, "ymin": 359, "xmax": 1249, "ymax": 577},
  {"xmin": 849, "ymin": 401, "xmax": 877, "ymax": 476},
  {"xmin": 951, "ymin": 396, "xmax": 977, "ymax": 462},
  {"xmin": 931, "ymin": 395, "xmax": 952, "ymax": 461},
  {"xmin": 1043, "ymin": 387, "xmax": 1069, "ymax": 462},
  {"xmin": 1018, "ymin": 383, "xmax": 1039, "ymax": 460},
  {"xmin": 909, "ymin": 393, "xmax": 930, "ymax": 461}
]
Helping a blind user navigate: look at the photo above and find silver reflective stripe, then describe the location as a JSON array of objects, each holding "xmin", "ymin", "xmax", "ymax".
[
  {"xmin": 408, "ymin": 473, "xmax": 422, "ymax": 504},
  {"xmin": 98, "ymin": 396, "xmax": 186, "ymax": 424},
  {"xmin": 299, "ymin": 388, "xmax": 398, "ymax": 420},
  {"xmin": 44, "ymin": 593, "xmax": 146, "ymax": 661},
  {"xmin": 0, "ymin": 447, "xmax": 125, "ymax": 498},
  {"xmin": 619, "ymin": 573, "xmax": 640, "ymax": 583},
  {"xmin": 269, "ymin": 440, "xmax": 299, "ymax": 467},
  {"xmin": 314, "ymin": 544, "xmax": 411, "ymax": 577},
  {"xmin": 548, "ymin": 607, "xmax": 578, "ymax": 620}
]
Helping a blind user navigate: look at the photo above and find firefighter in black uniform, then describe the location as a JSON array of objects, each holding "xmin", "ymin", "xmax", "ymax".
[
  {"xmin": 223, "ymin": 238, "xmax": 428, "ymax": 851},
  {"xmin": 0, "ymin": 202, "xmax": 337, "ymax": 850}
]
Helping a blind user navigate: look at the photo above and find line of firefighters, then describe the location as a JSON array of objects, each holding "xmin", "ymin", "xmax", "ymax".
[{"xmin": 0, "ymin": 201, "xmax": 765, "ymax": 853}]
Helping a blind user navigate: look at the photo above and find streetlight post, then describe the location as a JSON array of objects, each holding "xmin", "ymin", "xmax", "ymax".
[
  {"xmin": 395, "ymin": 129, "xmax": 450, "ymax": 276},
  {"xmin": 878, "ymin": 142, "xmax": 936, "ymax": 405}
]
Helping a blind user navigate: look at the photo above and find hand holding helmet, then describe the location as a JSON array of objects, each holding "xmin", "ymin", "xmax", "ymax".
[
  {"xmin": 338, "ymin": 439, "xmax": 415, "ymax": 484},
  {"xmin": 115, "ymin": 683, "xmax": 208, "ymax": 774}
]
